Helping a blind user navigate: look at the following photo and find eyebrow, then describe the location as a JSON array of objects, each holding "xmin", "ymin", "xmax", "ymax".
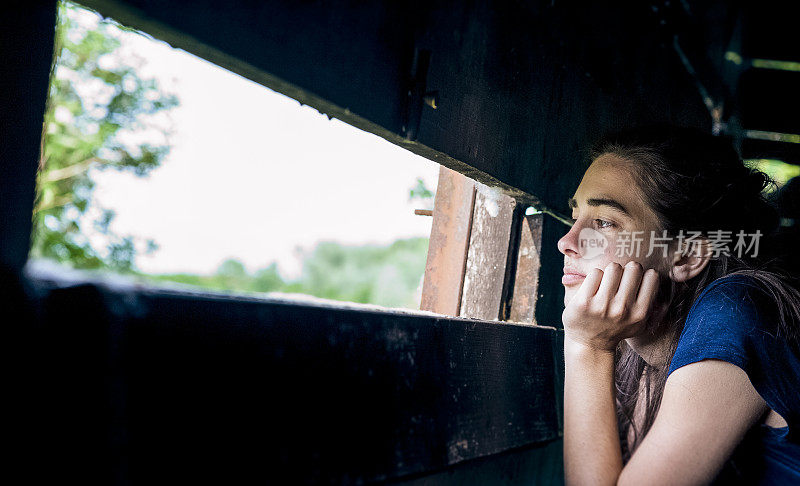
[{"xmin": 568, "ymin": 196, "xmax": 630, "ymax": 216}]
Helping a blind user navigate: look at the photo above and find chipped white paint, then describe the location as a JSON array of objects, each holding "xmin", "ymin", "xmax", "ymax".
[{"xmin": 475, "ymin": 182, "xmax": 504, "ymax": 218}]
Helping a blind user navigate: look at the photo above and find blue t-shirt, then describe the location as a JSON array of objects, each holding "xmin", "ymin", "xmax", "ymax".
[{"xmin": 667, "ymin": 274, "xmax": 800, "ymax": 484}]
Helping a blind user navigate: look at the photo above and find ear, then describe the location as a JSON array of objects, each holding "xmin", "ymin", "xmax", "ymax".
[{"xmin": 668, "ymin": 238, "xmax": 711, "ymax": 282}]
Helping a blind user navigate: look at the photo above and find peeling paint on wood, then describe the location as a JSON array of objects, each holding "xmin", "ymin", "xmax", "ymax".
[{"xmin": 459, "ymin": 184, "xmax": 517, "ymax": 320}]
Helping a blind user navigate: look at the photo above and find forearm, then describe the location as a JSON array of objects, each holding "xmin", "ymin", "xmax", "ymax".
[{"xmin": 564, "ymin": 338, "xmax": 622, "ymax": 486}]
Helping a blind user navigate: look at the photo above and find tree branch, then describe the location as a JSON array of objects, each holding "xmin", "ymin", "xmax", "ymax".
[{"xmin": 42, "ymin": 156, "xmax": 107, "ymax": 183}]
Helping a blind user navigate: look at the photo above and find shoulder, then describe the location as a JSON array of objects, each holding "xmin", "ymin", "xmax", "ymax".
[
  {"xmin": 690, "ymin": 273, "xmax": 767, "ymax": 312},
  {"xmin": 685, "ymin": 273, "xmax": 774, "ymax": 333},
  {"xmin": 668, "ymin": 273, "xmax": 777, "ymax": 376}
]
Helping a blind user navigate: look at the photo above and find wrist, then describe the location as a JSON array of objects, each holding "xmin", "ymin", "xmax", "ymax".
[{"xmin": 564, "ymin": 337, "xmax": 617, "ymax": 363}]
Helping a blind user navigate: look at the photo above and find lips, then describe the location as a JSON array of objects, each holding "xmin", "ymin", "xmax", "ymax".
[{"xmin": 562, "ymin": 267, "xmax": 586, "ymax": 286}]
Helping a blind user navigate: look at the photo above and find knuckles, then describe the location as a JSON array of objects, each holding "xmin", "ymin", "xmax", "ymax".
[{"xmin": 608, "ymin": 300, "xmax": 629, "ymax": 319}]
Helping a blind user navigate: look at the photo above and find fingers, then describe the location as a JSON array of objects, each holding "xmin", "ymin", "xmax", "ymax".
[
  {"xmin": 633, "ymin": 268, "xmax": 660, "ymax": 321},
  {"xmin": 572, "ymin": 261, "xmax": 660, "ymax": 323},
  {"xmin": 574, "ymin": 267, "xmax": 603, "ymax": 302},
  {"xmin": 595, "ymin": 262, "xmax": 623, "ymax": 304},
  {"xmin": 562, "ymin": 261, "xmax": 661, "ymax": 349},
  {"xmin": 616, "ymin": 261, "xmax": 644, "ymax": 306}
]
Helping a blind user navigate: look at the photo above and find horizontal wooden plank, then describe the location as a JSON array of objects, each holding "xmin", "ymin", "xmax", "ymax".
[
  {"xmin": 741, "ymin": 138, "xmax": 800, "ymax": 166},
  {"xmin": 740, "ymin": 0, "xmax": 800, "ymax": 63},
  {"xmin": 392, "ymin": 438, "xmax": 563, "ymax": 485},
  {"xmin": 24, "ymin": 264, "xmax": 563, "ymax": 485},
  {"xmin": 738, "ymin": 69, "xmax": 800, "ymax": 135}
]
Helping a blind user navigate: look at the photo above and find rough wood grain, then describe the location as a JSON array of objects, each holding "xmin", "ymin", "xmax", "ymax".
[
  {"xmin": 459, "ymin": 184, "xmax": 517, "ymax": 320},
  {"xmin": 26, "ymin": 265, "xmax": 563, "ymax": 485},
  {"xmin": 420, "ymin": 166, "xmax": 476, "ymax": 316},
  {"xmin": 508, "ymin": 213, "xmax": 544, "ymax": 324}
]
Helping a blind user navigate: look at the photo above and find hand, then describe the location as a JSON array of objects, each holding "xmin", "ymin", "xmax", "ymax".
[{"xmin": 562, "ymin": 261, "xmax": 660, "ymax": 353}]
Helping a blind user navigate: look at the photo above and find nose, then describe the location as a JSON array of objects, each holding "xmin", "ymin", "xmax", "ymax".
[{"xmin": 557, "ymin": 223, "xmax": 581, "ymax": 257}]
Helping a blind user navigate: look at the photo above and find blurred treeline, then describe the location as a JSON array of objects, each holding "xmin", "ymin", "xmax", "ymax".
[{"xmin": 146, "ymin": 238, "xmax": 430, "ymax": 309}]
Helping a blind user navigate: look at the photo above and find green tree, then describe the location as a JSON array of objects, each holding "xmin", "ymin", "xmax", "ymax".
[
  {"xmin": 213, "ymin": 258, "xmax": 249, "ymax": 290},
  {"xmin": 251, "ymin": 263, "xmax": 285, "ymax": 293},
  {"xmin": 409, "ymin": 176, "xmax": 435, "ymax": 210},
  {"xmin": 294, "ymin": 238, "xmax": 430, "ymax": 307},
  {"xmin": 32, "ymin": 1, "xmax": 178, "ymax": 271},
  {"xmin": 147, "ymin": 238, "xmax": 429, "ymax": 309}
]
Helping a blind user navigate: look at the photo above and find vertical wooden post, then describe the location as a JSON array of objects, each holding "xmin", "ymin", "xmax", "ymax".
[
  {"xmin": 1, "ymin": 1, "xmax": 58, "ymax": 272},
  {"xmin": 508, "ymin": 213, "xmax": 544, "ymax": 323},
  {"xmin": 459, "ymin": 184, "xmax": 517, "ymax": 320},
  {"xmin": 420, "ymin": 166, "xmax": 476, "ymax": 316}
]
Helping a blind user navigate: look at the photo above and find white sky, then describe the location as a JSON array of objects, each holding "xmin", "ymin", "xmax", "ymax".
[{"xmin": 83, "ymin": 11, "xmax": 440, "ymax": 278}]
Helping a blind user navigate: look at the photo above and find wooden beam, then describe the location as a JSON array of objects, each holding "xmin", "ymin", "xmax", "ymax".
[
  {"xmin": 738, "ymin": 69, "xmax": 800, "ymax": 135},
  {"xmin": 459, "ymin": 184, "xmax": 518, "ymax": 320},
  {"xmin": 25, "ymin": 264, "xmax": 563, "ymax": 484},
  {"xmin": 420, "ymin": 166, "xmax": 476, "ymax": 316},
  {"xmin": 508, "ymin": 213, "xmax": 544, "ymax": 324},
  {"xmin": 741, "ymin": 138, "xmax": 800, "ymax": 165},
  {"xmin": 394, "ymin": 438, "xmax": 563, "ymax": 485}
]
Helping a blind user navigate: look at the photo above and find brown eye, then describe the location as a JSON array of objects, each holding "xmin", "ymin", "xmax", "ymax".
[{"xmin": 595, "ymin": 219, "xmax": 615, "ymax": 229}]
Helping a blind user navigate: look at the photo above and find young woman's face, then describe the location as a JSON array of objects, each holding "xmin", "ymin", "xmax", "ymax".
[{"xmin": 557, "ymin": 154, "xmax": 667, "ymax": 307}]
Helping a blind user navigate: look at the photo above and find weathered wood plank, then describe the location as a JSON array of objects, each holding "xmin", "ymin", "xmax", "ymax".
[
  {"xmin": 459, "ymin": 184, "xmax": 518, "ymax": 320},
  {"xmin": 25, "ymin": 264, "xmax": 563, "ymax": 485},
  {"xmin": 420, "ymin": 166, "xmax": 476, "ymax": 316},
  {"xmin": 390, "ymin": 438, "xmax": 563, "ymax": 486},
  {"xmin": 742, "ymin": 138, "xmax": 800, "ymax": 165},
  {"xmin": 508, "ymin": 213, "xmax": 544, "ymax": 324},
  {"xmin": 738, "ymin": 69, "xmax": 800, "ymax": 135}
]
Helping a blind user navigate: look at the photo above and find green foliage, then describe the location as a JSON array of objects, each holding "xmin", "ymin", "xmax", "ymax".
[
  {"xmin": 31, "ymin": 1, "xmax": 177, "ymax": 271},
  {"xmin": 298, "ymin": 238, "xmax": 429, "ymax": 307},
  {"xmin": 748, "ymin": 159, "xmax": 800, "ymax": 189},
  {"xmin": 409, "ymin": 177, "xmax": 434, "ymax": 208},
  {"xmin": 148, "ymin": 238, "xmax": 430, "ymax": 309}
]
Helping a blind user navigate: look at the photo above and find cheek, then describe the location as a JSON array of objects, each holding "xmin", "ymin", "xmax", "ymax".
[
  {"xmin": 587, "ymin": 233, "xmax": 653, "ymax": 271},
  {"xmin": 585, "ymin": 236, "xmax": 618, "ymax": 269}
]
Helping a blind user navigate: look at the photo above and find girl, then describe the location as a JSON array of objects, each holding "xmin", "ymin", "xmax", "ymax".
[{"xmin": 559, "ymin": 126, "xmax": 800, "ymax": 484}]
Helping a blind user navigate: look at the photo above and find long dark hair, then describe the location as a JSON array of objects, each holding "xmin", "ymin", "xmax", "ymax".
[{"xmin": 591, "ymin": 125, "xmax": 800, "ymax": 460}]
